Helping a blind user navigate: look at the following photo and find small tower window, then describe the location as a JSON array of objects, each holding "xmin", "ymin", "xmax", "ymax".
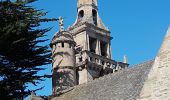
[
  {"xmin": 89, "ymin": 37, "xmax": 97, "ymax": 54},
  {"xmin": 62, "ymin": 42, "xmax": 64, "ymax": 48},
  {"xmin": 100, "ymin": 41, "xmax": 107, "ymax": 57},
  {"xmin": 90, "ymin": 57, "xmax": 93, "ymax": 62},
  {"xmin": 101, "ymin": 61, "xmax": 105, "ymax": 65},
  {"xmin": 69, "ymin": 43, "xmax": 72, "ymax": 48},
  {"xmin": 78, "ymin": 10, "xmax": 84, "ymax": 20},
  {"xmin": 92, "ymin": 9, "xmax": 97, "ymax": 25},
  {"xmin": 79, "ymin": 57, "xmax": 82, "ymax": 62}
]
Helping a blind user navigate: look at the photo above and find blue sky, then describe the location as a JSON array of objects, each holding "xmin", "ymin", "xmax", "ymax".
[{"xmin": 27, "ymin": 0, "xmax": 170, "ymax": 97}]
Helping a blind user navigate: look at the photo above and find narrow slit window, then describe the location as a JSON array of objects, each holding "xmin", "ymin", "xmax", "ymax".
[
  {"xmin": 69, "ymin": 43, "xmax": 71, "ymax": 48},
  {"xmin": 79, "ymin": 57, "xmax": 82, "ymax": 62},
  {"xmin": 62, "ymin": 42, "xmax": 64, "ymax": 48},
  {"xmin": 92, "ymin": 9, "xmax": 97, "ymax": 25}
]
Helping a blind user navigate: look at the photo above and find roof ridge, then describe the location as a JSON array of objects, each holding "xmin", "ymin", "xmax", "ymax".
[{"xmin": 130, "ymin": 59, "xmax": 154, "ymax": 68}]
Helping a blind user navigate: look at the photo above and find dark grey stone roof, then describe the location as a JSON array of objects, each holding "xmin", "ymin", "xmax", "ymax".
[{"xmin": 53, "ymin": 60, "xmax": 154, "ymax": 100}]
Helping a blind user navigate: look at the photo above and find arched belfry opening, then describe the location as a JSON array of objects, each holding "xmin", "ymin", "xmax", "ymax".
[
  {"xmin": 92, "ymin": 9, "xmax": 97, "ymax": 25},
  {"xmin": 78, "ymin": 10, "xmax": 84, "ymax": 20}
]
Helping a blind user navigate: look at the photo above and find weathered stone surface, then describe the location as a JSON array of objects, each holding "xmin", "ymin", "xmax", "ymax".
[
  {"xmin": 138, "ymin": 26, "xmax": 170, "ymax": 100},
  {"xmin": 52, "ymin": 60, "xmax": 153, "ymax": 100},
  {"xmin": 51, "ymin": 30, "xmax": 77, "ymax": 95}
]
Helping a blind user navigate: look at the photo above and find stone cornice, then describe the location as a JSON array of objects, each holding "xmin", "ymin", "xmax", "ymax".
[
  {"xmin": 68, "ymin": 22, "xmax": 112, "ymax": 39},
  {"xmin": 69, "ymin": 22, "xmax": 110, "ymax": 33}
]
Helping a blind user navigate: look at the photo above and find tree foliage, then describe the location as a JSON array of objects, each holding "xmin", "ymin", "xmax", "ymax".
[{"xmin": 0, "ymin": 0, "xmax": 56, "ymax": 99}]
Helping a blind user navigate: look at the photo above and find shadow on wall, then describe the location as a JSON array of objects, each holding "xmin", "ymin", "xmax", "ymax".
[{"xmin": 55, "ymin": 69, "xmax": 76, "ymax": 96}]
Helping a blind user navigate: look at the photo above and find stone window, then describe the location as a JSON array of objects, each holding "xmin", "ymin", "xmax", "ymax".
[
  {"xmin": 89, "ymin": 37, "xmax": 97, "ymax": 54},
  {"xmin": 62, "ymin": 42, "xmax": 64, "ymax": 48},
  {"xmin": 79, "ymin": 57, "xmax": 83, "ymax": 62},
  {"xmin": 100, "ymin": 41, "xmax": 107, "ymax": 57},
  {"xmin": 92, "ymin": 9, "xmax": 97, "ymax": 25},
  {"xmin": 90, "ymin": 57, "xmax": 93, "ymax": 62},
  {"xmin": 69, "ymin": 43, "xmax": 72, "ymax": 48},
  {"xmin": 78, "ymin": 10, "xmax": 84, "ymax": 20},
  {"xmin": 101, "ymin": 61, "xmax": 105, "ymax": 65}
]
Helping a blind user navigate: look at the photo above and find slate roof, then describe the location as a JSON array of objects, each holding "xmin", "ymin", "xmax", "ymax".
[{"xmin": 52, "ymin": 60, "xmax": 154, "ymax": 100}]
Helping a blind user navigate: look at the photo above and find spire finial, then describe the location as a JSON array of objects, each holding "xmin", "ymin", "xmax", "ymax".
[
  {"xmin": 124, "ymin": 55, "xmax": 128, "ymax": 64},
  {"xmin": 58, "ymin": 16, "xmax": 64, "ymax": 32}
]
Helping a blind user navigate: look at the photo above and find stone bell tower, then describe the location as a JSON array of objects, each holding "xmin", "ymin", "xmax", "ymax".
[
  {"xmin": 67, "ymin": 0, "xmax": 128, "ymax": 85},
  {"xmin": 51, "ymin": 17, "xmax": 76, "ymax": 95},
  {"xmin": 75, "ymin": 0, "xmax": 108, "ymax": 30}
]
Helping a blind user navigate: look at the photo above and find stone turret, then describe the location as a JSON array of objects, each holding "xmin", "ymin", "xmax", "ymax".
[{"xmin": 51, "ymin": 18, "xmax": 76, "ymax": 95}]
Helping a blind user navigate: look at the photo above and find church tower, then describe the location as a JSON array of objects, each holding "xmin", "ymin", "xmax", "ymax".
[
  {"xmin": 67, "ymin": 0, "xmax": 128, "ymax": 85},
  {"xmin": 51, "ymin": 1, "xmax": 129, "ymax": 92}
]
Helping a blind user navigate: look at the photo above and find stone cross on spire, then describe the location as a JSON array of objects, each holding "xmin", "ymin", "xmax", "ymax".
[{"xmin": 58, "ymin": 17, "xmax": 64, "ymax": 32}]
